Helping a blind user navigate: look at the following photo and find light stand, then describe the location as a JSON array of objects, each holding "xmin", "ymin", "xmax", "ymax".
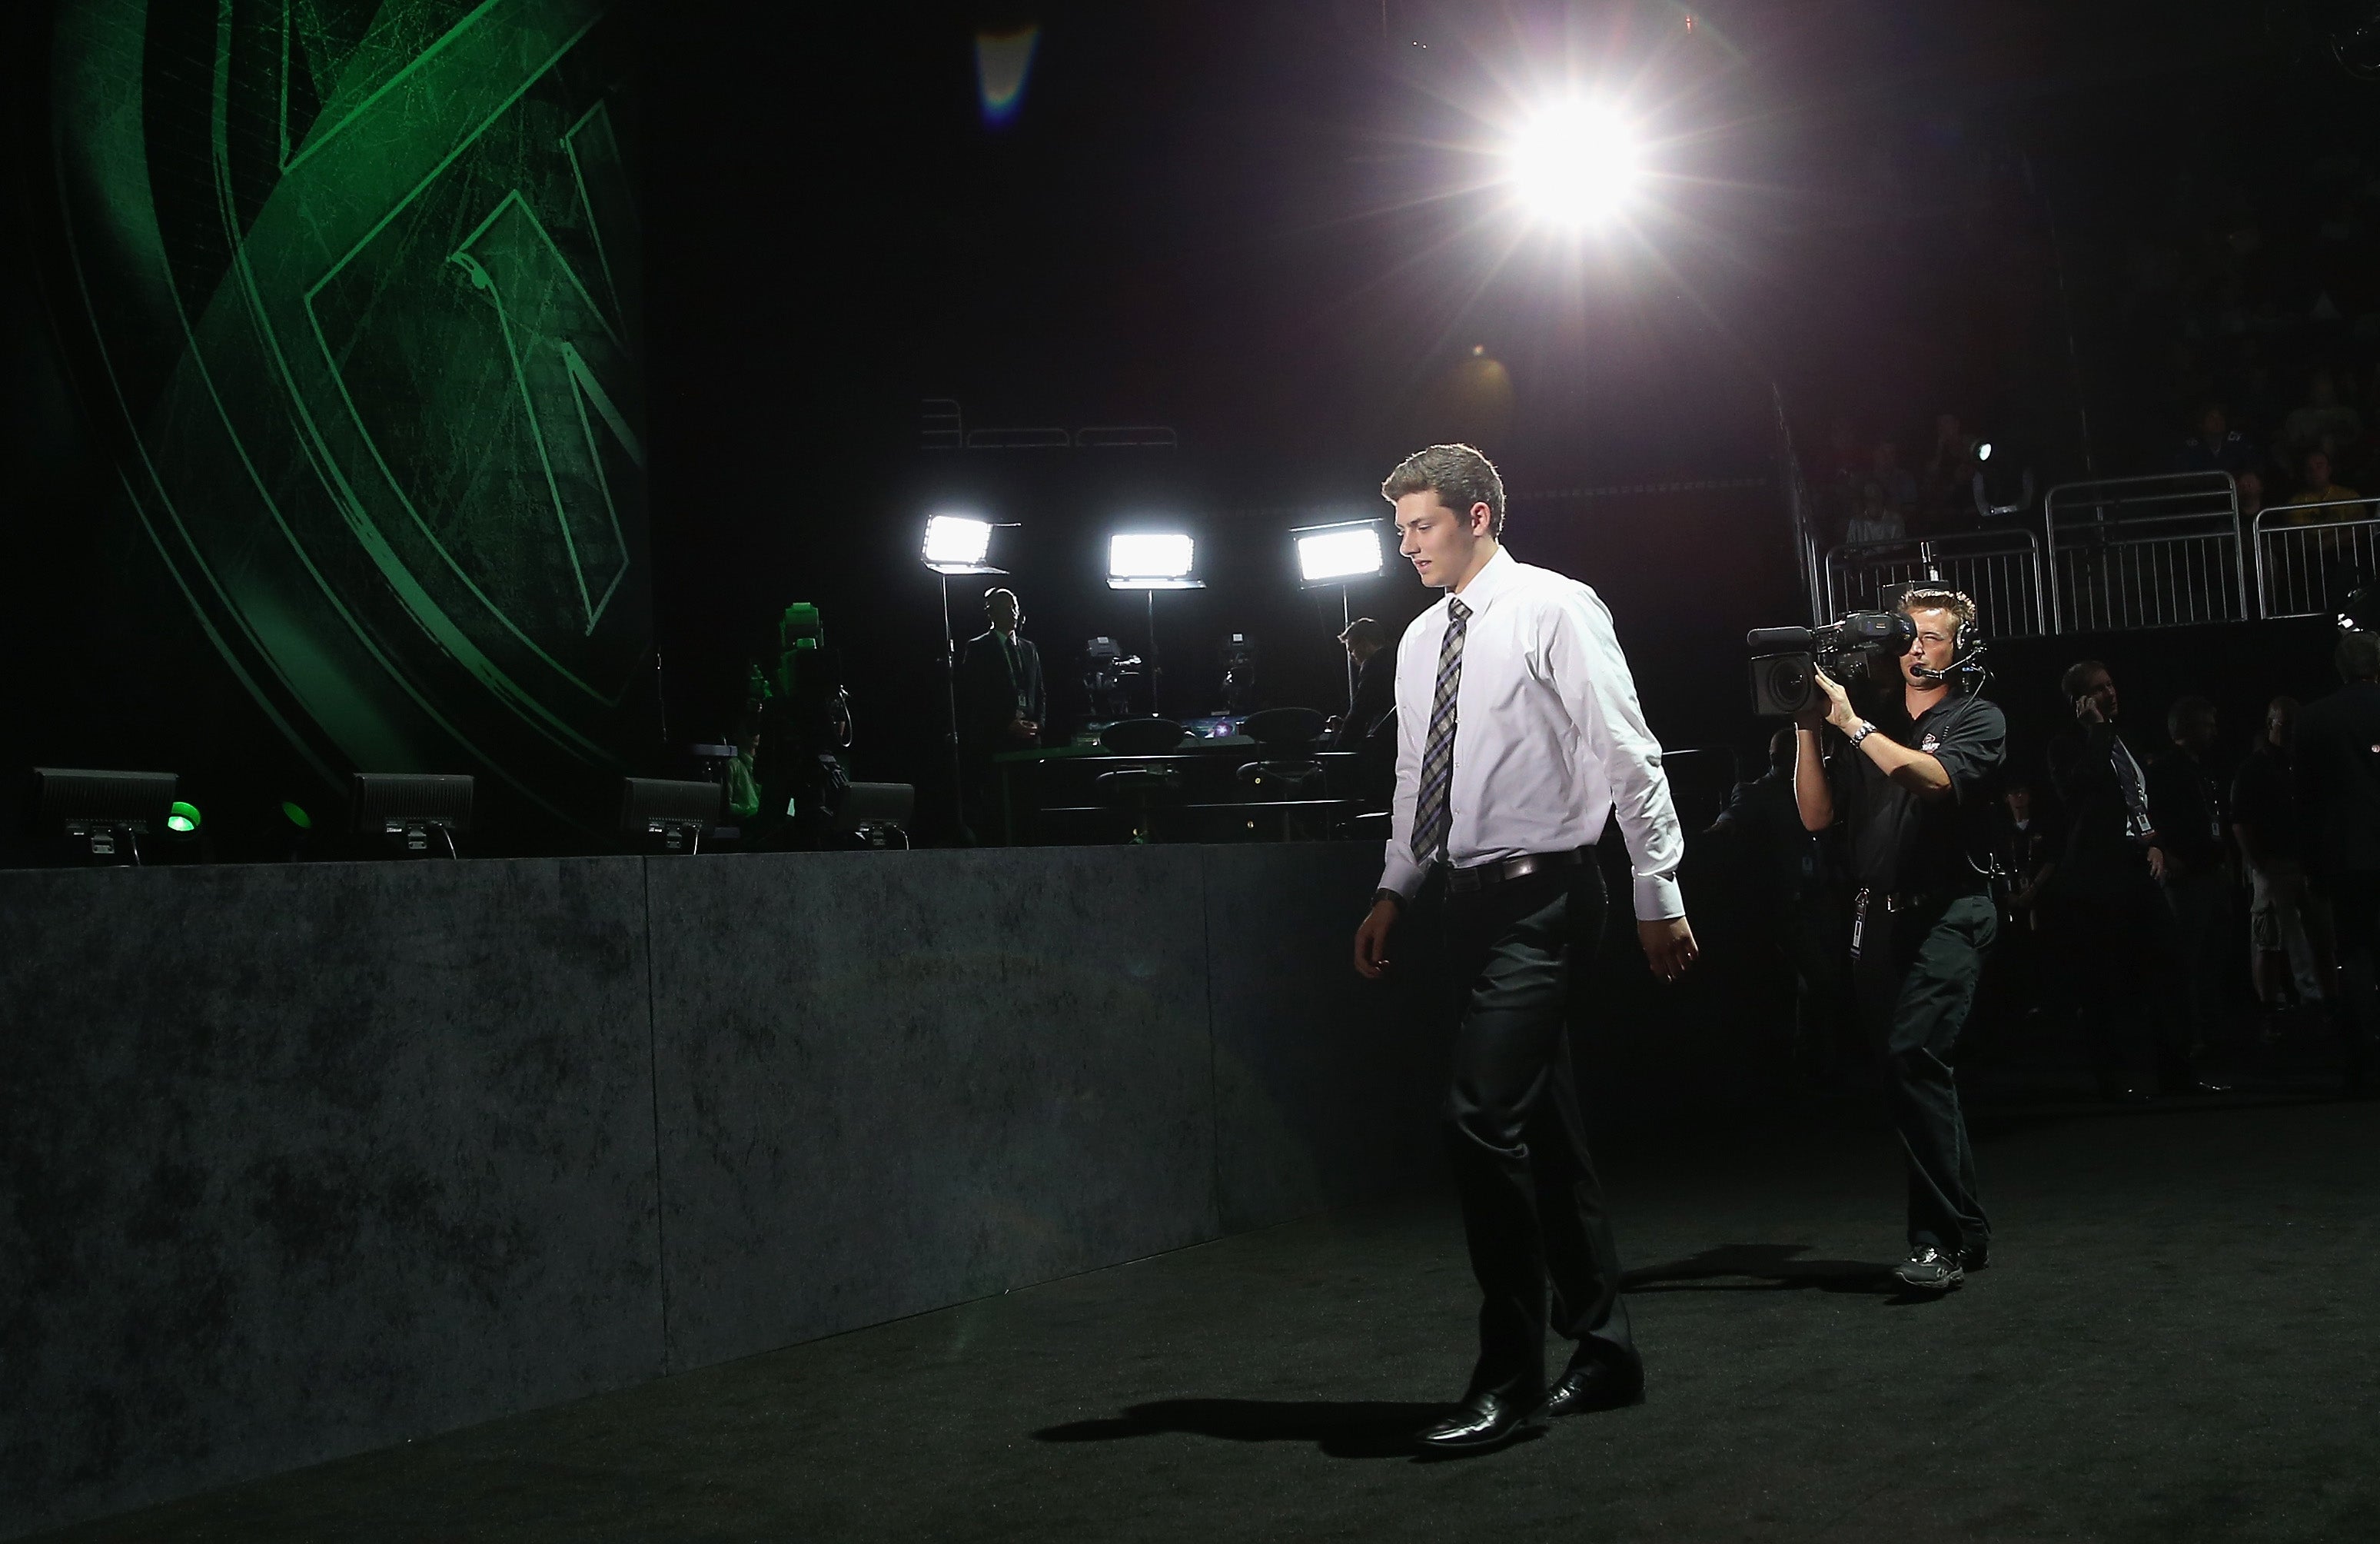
[
  {"xmin": 922, "ymin": 514, "xmax": 1009, "ymax": 840},
  {"xmin": 1107, "ymin": 533, "xmax": 1203, "ymax": 720},
  {"xmin": 1291, "ymin": 518, "xmax": 1388, "ymax": 725}
]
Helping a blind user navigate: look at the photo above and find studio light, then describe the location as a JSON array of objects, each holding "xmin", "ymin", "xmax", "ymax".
[
  {"xmin": 165, "ymin": 800, "xmax": 202, "ymax": 836},
  {"xmin": 1292, "ymin": 521, "xmax": 1386, "ymax": 586},
  {"xmin": 1976, "ymin": 441, "xmax": 1995, "ymax": 463},
  {"xmin": 922, "ymin": 514, "xmax": 999, "ymax": 574},
  {"xmin": 1508, "ymin": 99, "xmax": 1641, "ymax": 225},
  {"xmin": 1108, "ymin": 531, "xmax": 1202, "ymax": 717},
  {"xmin": 920, "ymin": 512, "xmax": 1012, "ymax": 837},
  {"xmin": 1108, "ymin": 532, "xmax": 1202, "ymax": 590}
]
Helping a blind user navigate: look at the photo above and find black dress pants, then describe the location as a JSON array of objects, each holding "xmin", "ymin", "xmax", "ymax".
[
  {"xmin": 2056, "ymin": 864, "xmax": 2198, "ymax": 1091},
  {"xmin": 2315, "ymin": 871, "xmax": 2380, "ymax": 1087},
  {"xmin": 1435, "ymin": 861, "xmax": 1632, "ymax": 1403},
  {"xmin": 1853, "ymin": 893, "xmax": 1995, "ymax": 1254}
]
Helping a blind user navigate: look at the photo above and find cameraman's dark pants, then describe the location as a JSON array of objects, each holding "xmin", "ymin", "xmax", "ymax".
[
  {"xmin": 1434, "ymin": 860, "xmax": 1633, "ymax": 1403},
  {"xmin": 1855, "ymin": 893, "xmax": 1996, "ymax": 1254}
]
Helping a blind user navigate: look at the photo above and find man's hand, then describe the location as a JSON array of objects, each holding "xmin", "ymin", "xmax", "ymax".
[
  {"xmin": 2146, "ymin": 844, "xmax": 2167, "ymax": 882},
  {"xmin": 1639, "ymin": 916, "xmax": 1699, "ymax": 984},
  {"xmin": 1810, "ymin": 667, "xmax": 1860, "ymax": 734},
  {"xmin": 1006, "ymin": 717, "xmax": 1039, "ymax": 744},
  {"xmin": 2074, "ymin": 693, "xmax": 2105, "ymax": 725},
  {"xmin": 1354, "ymin": 895, "xmax": 1400, "ymax": 979}
]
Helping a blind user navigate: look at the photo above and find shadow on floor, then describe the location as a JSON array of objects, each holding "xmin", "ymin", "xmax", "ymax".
[
  {"xmin": 1034, "ymin": 1399, "xmax": 1453, "ymax": 1459},
  {"xmin": 1624, "ymin": 1242, "xmax": 1897, "ymax": 1295}
]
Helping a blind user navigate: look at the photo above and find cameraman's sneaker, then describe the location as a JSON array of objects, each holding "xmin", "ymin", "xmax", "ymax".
[
  {"xmin": 1893, "ymin": 1247, "xmax": 1964, "ymax": 1293},
  {"xmin": 1959, "ymin": 1240, "xmax": 1990, "ymax": 1273}
]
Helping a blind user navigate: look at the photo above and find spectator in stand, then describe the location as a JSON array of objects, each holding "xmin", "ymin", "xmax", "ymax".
[
  {"xmin": 2046, "ymin": 660, "xmax": 2228, "ymax": 1101},
  {"xmin": 2284, "ymin": 448, "xmax": 2362, "ymax": 522},
  {"xmin": 1843, "ymin": 480, "xmax": 1906, "ymax": 546},
  {"xmin": 2238, "ymin": 468, "xmax": 2267, "ymax": 528},
  {"xmin": 2232, "ymin": 694, "xmax": 2334, "ymax": 1041},
  {"xmin": 2282, "ymin": 370, "xmax": 2364, "ymax": 467},
  {"xmin": 2147, "ymin": 695, "xmax": 2235, "ymax": 1068},
  {"xmin": 1870, "ymin": 438, "xmax": 1919, "ymax": 519},
  {"xmin": 2176, "ymin": 403, "xmax": 2260, "ymax": 481},
  {"xmin": 2292, "ymin": 631, "xmax": 2380, "ymax": 1093}
]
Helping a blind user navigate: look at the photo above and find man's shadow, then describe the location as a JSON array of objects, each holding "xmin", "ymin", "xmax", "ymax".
[
  {"xmin": 1624, "ymin": 1242, "xmax": 1900, "ymax": 1296},
  {"xmin": 1034, "ymin": 1399, "xmax": 1467, "ymax": 1460}
]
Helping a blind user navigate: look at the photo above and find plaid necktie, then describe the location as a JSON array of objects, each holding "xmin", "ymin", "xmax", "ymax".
[{"xmin": 1413, "ymin": 597, "xmax": 1469, "ymax": 864}]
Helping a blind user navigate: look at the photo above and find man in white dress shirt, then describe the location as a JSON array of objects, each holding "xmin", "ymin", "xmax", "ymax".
[{"xmin": 1351, "ymin": 444, "xmax": 1697, "ymax": 1452}]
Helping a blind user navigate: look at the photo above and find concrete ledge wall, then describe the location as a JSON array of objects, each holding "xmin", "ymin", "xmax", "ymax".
[{"xmin": 0, "ymin": 843, "xmax": 1439, "ymax": 1539}]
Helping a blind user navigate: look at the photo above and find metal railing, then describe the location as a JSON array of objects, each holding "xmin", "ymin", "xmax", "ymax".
[
  {"xmin": 2043, "ymin": 471, "xmax": 2248, "ymax": 633},
  {"xmin": 2252, "ymin": 497, "xmax": 2380, "ymax": 620},
  {"xmin": 1820, "ymin": 529, "xmax": 2049, "ymax": 640}
]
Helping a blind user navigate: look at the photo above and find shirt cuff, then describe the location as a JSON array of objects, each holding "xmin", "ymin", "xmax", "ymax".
[
  {"xmin": 1378, "ymin": 851, "xmax": 1425, "ymax": 900},
  {"xmin": 1634, "ymin": 871, "xmax": 1683, "ymax": 921}
]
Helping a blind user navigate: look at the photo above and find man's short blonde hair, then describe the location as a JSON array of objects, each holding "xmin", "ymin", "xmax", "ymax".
[{"xmin": 1897, "ymin": 586, "xmax": 1976, "ymax": 642}]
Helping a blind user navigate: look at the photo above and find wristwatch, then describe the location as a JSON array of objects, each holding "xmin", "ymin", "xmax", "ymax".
[{"xmin": 1846, "ymin": 719, "xmax": 1878, "ymax": 747}]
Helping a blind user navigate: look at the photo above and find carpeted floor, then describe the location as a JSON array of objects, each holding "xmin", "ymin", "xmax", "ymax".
[{"xmin": 35, "ymin": 1063, "xmax": 2380, "ymax": 1543}]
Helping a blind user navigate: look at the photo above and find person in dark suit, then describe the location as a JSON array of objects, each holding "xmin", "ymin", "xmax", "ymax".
[
  {"xmin": 1329, "ymin": 617, "xmax": 1398, "ymax": 805},
  {"xmin": 2147, "ymin": 695, "xmax": 2235, "ymax": 1069},
  {"xmin": 959, "ymin": 588, "xmax": 1045, "ymax": 843},
  {"xmin": 1328, "ymin": 617, "xmax": 1397, "ymax": 748},
  {"xmin": 2292, "ymin": 630, "xmax": 2380, "ymax": 1091},
  {"xmin": 2044, "ymin": 660, "xmax": 2225, "ymax": 1100}
]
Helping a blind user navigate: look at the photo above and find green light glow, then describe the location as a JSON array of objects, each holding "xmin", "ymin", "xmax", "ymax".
[
  {"xmin": 281, "ymin": 800, "xmax": 314, "ymax": 830},
  {"xmin": 166, "ymin": 800, "xmax": 202, "ymax": 834}
]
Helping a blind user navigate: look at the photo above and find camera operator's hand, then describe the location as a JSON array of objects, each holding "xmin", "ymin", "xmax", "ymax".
[{"xmin": 1810, "ymin": 667, "xmax": 1860, "ymax": 734}]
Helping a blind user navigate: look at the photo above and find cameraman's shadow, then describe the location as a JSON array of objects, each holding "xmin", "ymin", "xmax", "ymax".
[
  {"xmin": 1625, "ymin": 1242, "xmax": 1898, "ymax": 1296},
  {"xmin": 1034, "ymin": 1399, "xmax": 1454, "ymax": 1459}
]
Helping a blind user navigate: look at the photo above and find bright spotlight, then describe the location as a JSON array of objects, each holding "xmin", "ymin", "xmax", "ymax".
[
  {"xmin": 1976, "ymin": 441, "xmax": 1994, "ymax": 463},
  {"xmin": 1109, "ymin": 532, "xmax": 1202, "ymax": 589},
  {"xmin": 1509, "ymin": 100, "xmax": 1640, "ymax": 225},
  {"xmin": 922, "ymin": 514, "xmax": 996, "ymax": 573},
  {"xmin": 1293, "ymin": 521, "xmax": 1385, "ymax": 585}
]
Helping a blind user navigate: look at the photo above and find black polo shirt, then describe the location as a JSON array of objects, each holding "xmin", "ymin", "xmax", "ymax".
[{"xmin": 1827, "ymin": 690, "xmax": 2007, "ymax": 897}]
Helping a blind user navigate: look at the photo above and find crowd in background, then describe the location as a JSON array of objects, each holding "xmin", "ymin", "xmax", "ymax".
[
  {"xmin": 1709, "ymin": 633, "xmax": 2380, "ymax": 1100},
  {"xmin": 1808, "ymin": 132, "xmax": 2380, "ymax": 552}
]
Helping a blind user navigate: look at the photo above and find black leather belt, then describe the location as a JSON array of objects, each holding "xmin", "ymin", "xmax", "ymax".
[{"xmin": 1441, "ymin": 847, "xmax": 1591, "ymax": 895}]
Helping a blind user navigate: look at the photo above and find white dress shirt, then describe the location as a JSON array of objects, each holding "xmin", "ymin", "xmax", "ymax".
[{"xmin": 1378, "ymin": 546, "xmax": 1685, "ymax": 920}]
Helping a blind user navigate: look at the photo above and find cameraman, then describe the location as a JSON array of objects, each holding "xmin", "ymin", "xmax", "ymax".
[{"xmin": 1793, "ymin": 587, "xmax": 2003, "ymax": 1293}]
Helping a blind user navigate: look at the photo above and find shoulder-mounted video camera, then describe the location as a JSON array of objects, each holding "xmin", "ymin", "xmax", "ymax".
[
  {"xmin": 1745, "ymin": 612, "xmax": 1915, "ymax": 717},
  {"xmin": 1747, "ymin": 603, "xmax": 1986, "ymax": 717}
]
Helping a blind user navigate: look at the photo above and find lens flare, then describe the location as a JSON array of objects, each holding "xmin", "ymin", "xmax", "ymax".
[{"xmin": 977, "ymin": 26, "xmax": 1039, "ymax": 128}]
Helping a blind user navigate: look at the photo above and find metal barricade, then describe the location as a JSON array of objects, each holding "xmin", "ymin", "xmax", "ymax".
[
  {"xmin": 2042, "ymin": 471, "xmax": 2248, "ymax": 633},
  {"xmin": 2252, "ymin": 497, "xmax": 2380, "ymax": 621},
  {"xmin": 1819, "ymin": 529, "xmax": 2049, "ymax": 640}
]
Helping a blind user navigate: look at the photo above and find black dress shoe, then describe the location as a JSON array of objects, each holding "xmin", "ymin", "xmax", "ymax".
[
  {"xmin": 1544, "ymin": 1352, "xmax": 1644, "ymax": 1416},
  {"xmin": 2099, "ymin": 1084, "xmax": 2152, "ymax": 1106},
  {"xmin": 1414, "ymin": 1389, "xmax": 1542, "ymax": 1452},
  {"xmin": 2169, "ymin": 1074, "xmax": 2234, "ymax": 1095}
]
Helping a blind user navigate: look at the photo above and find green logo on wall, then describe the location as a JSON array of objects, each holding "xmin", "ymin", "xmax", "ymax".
[{"xmin": 48, "ymin": 0, "xmax": 649, "ymax": 817}]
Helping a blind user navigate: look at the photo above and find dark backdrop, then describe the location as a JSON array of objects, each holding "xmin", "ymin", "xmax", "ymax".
[{"xmin": 6, "ymin": 0, "xmax": 2368, "ymax": 856}]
